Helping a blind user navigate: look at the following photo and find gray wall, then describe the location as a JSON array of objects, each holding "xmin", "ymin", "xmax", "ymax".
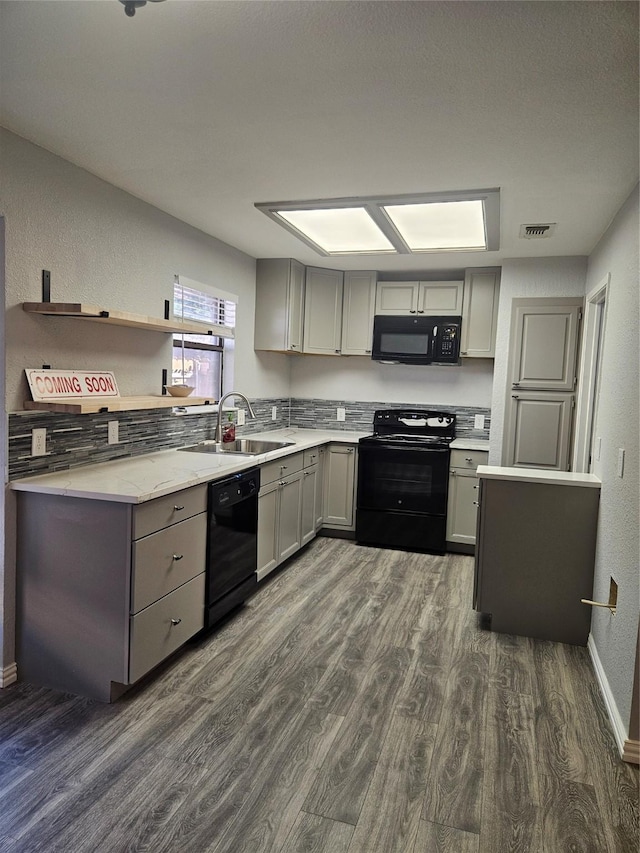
[{"xmin": 584, "ymin": 186, "xmax": 639, "ymax": 733}]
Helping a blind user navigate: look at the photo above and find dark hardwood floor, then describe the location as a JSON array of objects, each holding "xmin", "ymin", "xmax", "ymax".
[{"xmin": 0, "ymin": 538, "xmax": 637, "ymax": 852}]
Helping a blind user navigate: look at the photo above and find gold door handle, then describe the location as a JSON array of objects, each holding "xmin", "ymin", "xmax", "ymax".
[{"xmin": 581, "ymin": 599, "xmax": 616, "ymax": 615}]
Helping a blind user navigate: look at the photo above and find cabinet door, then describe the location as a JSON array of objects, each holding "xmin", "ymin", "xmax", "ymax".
[
  {"xmin": 417, "ymin": 281, "xmax": 463, "ymax": 315},
  {"xmin": 303, "ymin": 267, "xmax": 344, "ymax": 355},
  {"xmin": 342, "ymin": 271, "xmax": 377, "ymax": 355},
  {"xmin": 257, "ymin": 480, "xmax": 279, "ymax": 579},
  {"xmin": 254, "ymin": 258, "xmax": 305, "ymax": 353},
  {"xmin": 315, "ymin": 447, "xmax": 326, "ymax": 530},
  {"xmin": 505, "ymin": 392, "xmax": 574, "ymax": 470},
  {"xmin": 375, "ymin": 282, "xmax": 419, "ymax": 315},
  {"xmin": 278, "ymin": 472, "xmax": 303, "ymax": 561},
  {"xmin": 287, "ymin": 259, "xmax": 306, "ymax": 352},
  {"xmin": 510, "ymin": 301, "xmax": 582, "ymax": 391},
  {"xmin": 446, "ymin": 470, "xmax": 480, "ymax": 545},
  {"xmin": 301, "ymin": 466, "xmax": 318, "ymax": 546},
  {"xmin": 323, "ymin": 444, "xmax": 357, "ymax": 529},
  {"xmin": 461, "ymin": 268, "xmax": 500, "ymax": 358}
]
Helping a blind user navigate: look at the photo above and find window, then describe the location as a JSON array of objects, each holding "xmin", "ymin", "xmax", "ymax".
[{"xmin": 172, "ymin": 277, "xmax": 236, "ymax": 400}]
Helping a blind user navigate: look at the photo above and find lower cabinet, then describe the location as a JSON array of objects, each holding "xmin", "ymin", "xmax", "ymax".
[
  {"xmin": 16, "ymin": 483, "xmax": 208, "ymax": 702},
  {"xmin": 257, "ymin": 448, "xmax": 324, "ymax": 581},
  {"xmin": 446, "ymin": 448, "xmax": 489, "ymax": 551},
  {"xmin": 322, "ymin": 443, "xmax": 358, "ymax": 530}
]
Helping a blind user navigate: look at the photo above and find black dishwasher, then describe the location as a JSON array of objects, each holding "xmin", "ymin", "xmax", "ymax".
[{"xmin": 205, "ymin": 468, "xmax": 259, "ymax": 629}]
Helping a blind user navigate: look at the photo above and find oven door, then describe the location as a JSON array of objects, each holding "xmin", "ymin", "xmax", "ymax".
[{"xmin": 357, "ymin": 443, "xmax": 450, "ymax": 516}]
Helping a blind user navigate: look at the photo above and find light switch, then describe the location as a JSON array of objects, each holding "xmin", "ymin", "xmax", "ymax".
[{"xmin": 617, "ymin": 448, "xmax": 625, "ymax": 478}]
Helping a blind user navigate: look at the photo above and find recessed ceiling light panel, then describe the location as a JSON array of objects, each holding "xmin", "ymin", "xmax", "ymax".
[
  {"xmin": 382, "ymin": 200, "xmax": 487, "ymax": 251},
  {"xmin": 277, "ymin": 207, "xmax": 395, "ymax": 254},
  {"xmin": 256, "ymin": 189, "xmax": 500, "ymax": 256}
]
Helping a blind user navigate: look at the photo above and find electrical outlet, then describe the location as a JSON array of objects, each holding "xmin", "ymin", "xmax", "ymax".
[
  {"xmin": 108, "ymin": 421, "xmax": 119, "ymax": 445},
  {"xmin": 337, "ymin": 407, "xmax": 346, "ymax": 422},
  {"xmin": 237, "ymin": 409, "xmax": 246, "ymax": 427},
  {"xmin": 31, "ymin": 427, "xmax": 47, "ymax": 457},
  {"xmin": 474, "ymin": 414, "xmax": 485, "ymax": 430},
  {"xmin": 271, "ymin": 406, "xmax": 277, "ymax": 421}
]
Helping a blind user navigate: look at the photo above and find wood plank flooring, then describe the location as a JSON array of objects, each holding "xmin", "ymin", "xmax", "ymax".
[{"xmin": 0, "ymin": 537, "xmax": 637, "ymax": 852}]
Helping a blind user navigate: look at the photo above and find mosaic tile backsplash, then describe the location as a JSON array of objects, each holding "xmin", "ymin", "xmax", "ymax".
[{"xmin": 8, "ymin": 397, "xmax": 490, "ymax": 480}]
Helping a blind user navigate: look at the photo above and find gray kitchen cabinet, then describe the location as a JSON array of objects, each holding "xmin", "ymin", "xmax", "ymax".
[
  {"xmin": 257, "ymin": 451, "xmax": 305, "ymax": 580},
  {"xmin": 474, "ymin": 471, "xmax": 600, "ymax": 645},
  {"xmin": 341, "ymin": 270, "xmax": 377, "ymax": 355},
  {"xmin": 509, "ymin": 299, "xmax": 582, "ymax": 391},
  {"xmin": 301, "ymin": 446, "xmax": 324, "ymax": 544},
  {"xmin": 16, "ymin": 483, "xmax": 207, "ymax": 701},
  {"xmin": 446, "ymin": 448, "xmax": 489, "ymax": 551},
  {"xmin": 254, "ymin": 258, "xmax": 305, "ymax": 353},
  {"xmin": 505, "ymin": 391, "xmax": 575, "ymax": 470},
  {"xmin": 303, "ymin": 266, "xmax": 344, "ymax": 355},
  {"xmin": 322, "ymin": 443, "xmax": 357, "ymax": 530},
  {"xmin": 503, "ymin": 297, "xmax": 583, "ymax": 470},
  {"xmin": 460, "ymin": 268, "xmax": 500, "ymax": 358},
  {"xmin": 375, "ymin": 281, "xmax": 463, "ymax": 316}
]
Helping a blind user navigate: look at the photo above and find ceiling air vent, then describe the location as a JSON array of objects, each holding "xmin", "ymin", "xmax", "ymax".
[{"xmin": 519, "ymin": 223, "xmax": 557, "ymax": 239}]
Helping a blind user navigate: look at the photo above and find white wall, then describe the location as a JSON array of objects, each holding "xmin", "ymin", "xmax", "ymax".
[
  {"xmin": 488, "ymin": 256, "xmax": 588, "ymax": 464},
  {"xmin": 584, "ymin": 186, "xmax": 639, "ymax": 733},
  {"xmin": 0, "ymin": 129, "xmax": 290, "ymax": 412},
  {"xmin": 290, "ymin": 350, "xmax": 494, "ymax": 408}
]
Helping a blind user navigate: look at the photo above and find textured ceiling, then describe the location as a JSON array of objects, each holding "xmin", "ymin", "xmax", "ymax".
[{"xmin": 0, "ymin": 0, "xmax": 638, "ymax": 271}]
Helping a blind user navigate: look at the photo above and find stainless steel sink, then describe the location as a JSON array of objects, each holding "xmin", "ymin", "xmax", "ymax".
[{"xmin": 179, "ymin": 438, "xmax": 295, "ymax": 456}]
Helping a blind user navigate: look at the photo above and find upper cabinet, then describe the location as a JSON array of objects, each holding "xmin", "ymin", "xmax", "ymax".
[
  {"xmin": 302, "ymin": 267, "xmax": 344, "ymax": 355},
  {"xmin": 341, "ymin": 271, "xmax": 377, "ymax": 356},
  {"xmin": 509, "ymin": 301, "xmax": 582, "ymax": 391},
  {"xmin": 460, "ymin": 268, "xmax": 501, "ymax": 358},
  {"xmin": 254, "ymin": 258, "xmax": 305, "ymax": 353},
  {"xmin": 375, "ymin": 281, "xmax": 463, "ymax": 316}
]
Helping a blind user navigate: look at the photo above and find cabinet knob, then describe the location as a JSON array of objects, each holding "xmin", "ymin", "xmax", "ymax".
[
  {"xmin": 290, "ymin": 344, "xmax": 298, "ymax": 349},
  {"xmin": 473, "ymin": 501, "xmax": 480, "ymax": 506},
  {"xmin": 365, "ymin": 349, "xmax": 371, "ymax": 354},
  {"xmin": 173, "ymin": 505, "xmax": 185, "ymax": 511},
  {"xmin": 450, "ymin": 470, "xmax": 456, "ymax": 476},
  {"xmin": 512, "ymin": 395, "xmax": 519, "ymax": 399},
  {"xmin": 513, "ymin": 382, "xmax": 520, "ymax": 387},
  {"xmin": 335, "ymin": 349, "xmax": 341, "ymax": 354},
  {"xmin": 465, "ymin": 457, "xmax": 473, "ymax": 463},
  {"xmin": 172, "ymin": 554, "xmax": 184, "ymax": 561},
  {"xmin": 278, "ymin": 480, "xmax": 286, "ymax": 486},
  {"xmin": 347, "ymin": 448, "xmax": 354, "ymax": 453},
  {"xmin": 304, "ymin": 471, "xmax": 311, "ymax": 477},
  {"xmin": 281, "ymin": 465, "xmax": 287, "ymax": 470},
  {"xmin": 170, "ymin": 618, "xmax": 182, "ymax": 626}
]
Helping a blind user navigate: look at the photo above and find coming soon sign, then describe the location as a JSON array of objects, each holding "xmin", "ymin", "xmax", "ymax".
[{"xmin": 26, "ymin": 369, "xmax": 120, "ymax": 401}]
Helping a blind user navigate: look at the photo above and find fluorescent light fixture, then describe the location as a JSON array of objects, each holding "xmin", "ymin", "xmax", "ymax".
[
  {"xmin": 255, "ymin": 189, "xmax": 500, "ymax": 256},
  {"xmin": 277, "ymin": 207, "xmax": 395, "ymax": 254},
  {"xmin": 382, "ymin": 200, "xmax": 486, "ymax": 251}
]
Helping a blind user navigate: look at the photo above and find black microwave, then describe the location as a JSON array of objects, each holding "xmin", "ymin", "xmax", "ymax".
[{"xmin": 371, "ymin": 315, "xmax": 462, "ymax": 365}]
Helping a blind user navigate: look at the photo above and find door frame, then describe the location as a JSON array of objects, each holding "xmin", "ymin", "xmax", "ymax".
[{"xmin": 572, "ymin": 274, "xmax": 609, "ymax": 473}]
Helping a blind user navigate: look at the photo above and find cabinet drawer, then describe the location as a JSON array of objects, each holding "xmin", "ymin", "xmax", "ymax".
[
  {"xmin": 131, "ymin": 513, "xmax": 207, "ymax": 613},
  {"xmin": 133, "ymin": 484, "xmax": 207, "ymax": 539},
  {"xmin": 129, "ymin": 573, "xmax": 205, "ymax": 684},
  {"xmin": 304, "ymin": 447, "xmax": 321, "ymax": 468},
  {"xmin": 261, "ymin": 452, "xmax": 304, "ymax": 485},
  {"xmin": 450, "ymin": 449, "xmax": 489, "ymax": 470}
]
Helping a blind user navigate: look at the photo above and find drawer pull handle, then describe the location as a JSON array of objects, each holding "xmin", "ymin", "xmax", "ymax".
[
  {"xmin": 279, "ymin": 480, "xmax": 286, "ymax": 486},
  {"xmin": 172, "ymin": 554, "xmax": 184, "ymax": 561},
  {"xmin": 170, "ymin": 618, "xmax": 182, "ymax": 626},
  {"xmin": 173, "ymin": 505, "xmax": 185, "ymax": 511},
  {"xmin": 465, "ymin": 457, "xmax": 473, "ymax": 462},
  {"xmin": 473, "ymin": 501, "xmax": 480, "ymax": 506}
]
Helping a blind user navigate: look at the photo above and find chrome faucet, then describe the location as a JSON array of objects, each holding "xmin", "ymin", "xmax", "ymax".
[{"xmin": 214, "ymin": 391, "xmax": 257, "ymax": 442}]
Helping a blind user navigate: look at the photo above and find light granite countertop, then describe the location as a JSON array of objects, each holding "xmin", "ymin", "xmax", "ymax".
[
  {"xmin": 10, "ymin": 429, "xmax": 368, "ymax": 504},
  {"xmin": 477, "ymin": 465, "xmax": 601, "ymax": 488},
  {"xmin": 449, "ymin": 438, "xmax": 490, "ymax": 452}
]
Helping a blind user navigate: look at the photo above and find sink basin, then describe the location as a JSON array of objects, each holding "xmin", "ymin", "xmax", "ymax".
[{"xmin": 179, "ymin": 438, "xmax": 295, "ymax": 456}]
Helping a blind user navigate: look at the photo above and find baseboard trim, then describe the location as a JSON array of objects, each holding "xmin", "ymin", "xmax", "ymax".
[
  {"xmin": 587, "ymin": 634, "xmax": 629, "ymax": 761},
  {"xmin": 0, "ymin": 662, "xmax": 18, "ymax": 688},
  {"xmin": 622, "ymin": 738, "xmax": 640, "ymax": 765}
]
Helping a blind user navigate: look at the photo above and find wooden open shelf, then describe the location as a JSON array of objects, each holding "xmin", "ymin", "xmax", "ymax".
[
  {"xmin": 22, "ymin": 302, "xmax": 233, "ymax": 338},
  {"xmin": 23, "ymin": 395, "xmax": 217, "ymax": 415}
]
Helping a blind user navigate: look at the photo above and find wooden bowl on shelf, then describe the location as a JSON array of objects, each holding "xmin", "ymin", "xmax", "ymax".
[{"xmin": 164, "ymin": 384, "xmax": 195, "ymax": 398}]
